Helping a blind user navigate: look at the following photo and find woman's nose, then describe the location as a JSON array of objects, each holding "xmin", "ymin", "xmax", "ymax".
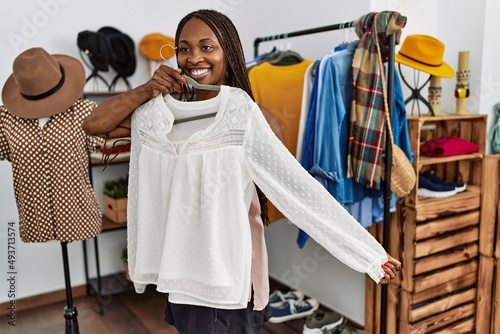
[{"xmin": 188, "ymin": 50, "xmax": 204, "ymax": 64}]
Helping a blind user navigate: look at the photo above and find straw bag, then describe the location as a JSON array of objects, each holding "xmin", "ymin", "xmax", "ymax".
[
  {"xmin": 374, "ymin": 28, "xmax": 416, "ymax": 197},
  {"xmin": 385, "ymin": 128, "xmax": 416, "ymax": 197}
]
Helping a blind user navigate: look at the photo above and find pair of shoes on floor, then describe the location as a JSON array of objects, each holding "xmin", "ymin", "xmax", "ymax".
[
  {"xmin": 321, "ymin": 319, "xmax": 367, "ymax": 334},
  {"xmin": 302, "ymin": 309, "xmax": 344, "ymax": 334},
  {"xmin": 269, "ymin": 289, "xmax": 305, "ymax": 307},
  {"xmin": 268, "ymin": 298, "xmax": 319, "ymax": 323},
  {"xmin": 417, "ymin": 171, "xmax": 466, "ymax": 198}
]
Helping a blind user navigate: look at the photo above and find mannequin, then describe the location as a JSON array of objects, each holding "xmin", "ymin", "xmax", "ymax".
[
  {"xmin": 0, "ymin": 47, "xmax": 104, "ymax": 334},
  {"xmin": 395, "ymin": 34, "xmax": 455, "ymax": 116}
]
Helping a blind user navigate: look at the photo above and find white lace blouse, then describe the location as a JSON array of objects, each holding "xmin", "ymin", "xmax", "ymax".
[{"xmin": 127, "ymin": 86, "xmax": 387, "ymax": 309}]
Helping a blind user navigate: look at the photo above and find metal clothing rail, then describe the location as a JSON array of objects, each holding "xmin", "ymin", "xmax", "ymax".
[
  {"xmin": 253, "ymin": 22, "xmax": 396, "ymax": 334},
  {"xmin": 253, "ymin": 21, "xmax": 354, "ymax": 58}
]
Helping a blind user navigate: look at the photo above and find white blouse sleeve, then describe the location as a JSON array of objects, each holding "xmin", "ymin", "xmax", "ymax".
[{"xmin": 243, "ymin": 102, "xmax": 388, "ymax": 283}]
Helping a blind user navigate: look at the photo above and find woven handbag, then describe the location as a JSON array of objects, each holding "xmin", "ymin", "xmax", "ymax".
[{"xmin": 374, "ymin": 27, "xmax": 416, "ymax": 197}]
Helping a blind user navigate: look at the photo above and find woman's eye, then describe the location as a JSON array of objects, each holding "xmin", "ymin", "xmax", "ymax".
[
  {"xmin": 179, "ymin": 47, "xmax": 189, "ymax": 52},
  {"xmin": 202, "ymin": 45, "xmax": 213, "ymax": 51}
]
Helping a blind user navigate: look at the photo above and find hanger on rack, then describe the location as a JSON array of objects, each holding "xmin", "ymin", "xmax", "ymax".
[
  {"xmin": 264, "ymin": 33, "xmax": 304, "ymax": 66},
  {"xmin": 173, "ymin": 75, "xmax": 220, "ymax": 125},
  {"xmin": 336, "ymin": 22, "xmax": 350, "ymax": 51},
  {"xmin": 266, "ymin": 50, "xmax": 304, "ymax": 65}
]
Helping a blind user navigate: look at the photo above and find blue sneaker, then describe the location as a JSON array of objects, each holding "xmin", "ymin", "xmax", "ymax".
[
  {"xmin": 421, "ymin": 171, "xmax": 466, "ymax": 193},
  {"xmin": 269, "ymin": 289, "xmax": 304, "ymax": 307},
  {"xmin": 269, "ymin": 298, "xmax": 319, "ymax": 323},
  {"xmin": 417, "ymin": 173, "xmax": 457, "ymax": 198}
]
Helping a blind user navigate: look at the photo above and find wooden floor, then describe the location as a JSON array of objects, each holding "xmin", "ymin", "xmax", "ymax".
[{"xmin": 0, "ymin": 280, "xmax": 316, "ymax": 334}]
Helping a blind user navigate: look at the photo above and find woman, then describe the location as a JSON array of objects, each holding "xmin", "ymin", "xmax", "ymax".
[{"xmin": 83, "ymin": 9, "xmax": 400, "ymax": 334}]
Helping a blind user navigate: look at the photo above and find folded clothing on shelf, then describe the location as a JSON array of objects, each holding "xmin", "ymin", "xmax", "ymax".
[
  {"xmin": 91, "ymin": 136, "xmax": 131, "ymax": 163},
  {"xmin": 100, "ymin": 137, "xmax": 131, "ymax": 153},
  {"xmin": 420, "ymin": 136, "xmax": 479, "ymax": 157}
]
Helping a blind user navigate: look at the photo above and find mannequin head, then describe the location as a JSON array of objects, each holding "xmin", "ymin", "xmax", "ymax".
[{"xmin": 2, "ymin": 47, "xmax": 85, "ymax": 119}]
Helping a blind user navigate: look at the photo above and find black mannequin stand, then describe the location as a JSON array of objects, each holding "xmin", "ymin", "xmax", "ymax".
[
  {"xmin": 398, "ymin": 63, "xmax": 434, "ymax": 116},
  {"xmin": 109, "ymin": 74, "xmax": 132, "ymax": 91},
  {"xmin": 61, "ymin": 242, "xmax": 79, "ymax": 334},
  {"xmin": 79, "ymin": 50, "xmax": 110, "ymax": 91}
]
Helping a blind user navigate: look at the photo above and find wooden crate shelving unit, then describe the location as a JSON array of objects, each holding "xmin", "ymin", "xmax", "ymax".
[
  {"xmin": 366, "ymin": 114, "xmax": 494, "ymax": 334},
  {"xmin": 405, "ymin": 114, "xmax": 486, "ymax": 208},
  {"xmin": 481, "ymin": 155, "xmax": 500, "ymax": 334}
]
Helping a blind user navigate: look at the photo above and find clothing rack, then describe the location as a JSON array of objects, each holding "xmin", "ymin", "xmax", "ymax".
[
  {"xmin": 253, "ymin": 21, "xmax": 396, "ymax": 334},
  {"xmin": 253, "ymin": 21, "xmax": 354, "ymax": 58}
]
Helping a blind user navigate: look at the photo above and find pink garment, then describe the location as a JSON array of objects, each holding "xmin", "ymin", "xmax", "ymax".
[
  {"xmin": 248, "ymin": 189, "xmax": 270, "ymax": 311},
  {"xmin": 420, "ymin": 136, "xmax": 479, "ymax": 157}
]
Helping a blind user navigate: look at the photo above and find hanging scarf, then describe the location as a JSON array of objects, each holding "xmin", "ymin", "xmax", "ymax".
[{"xmin": 348, "ymin": 11, "xmax": 406, "ymax": 188}]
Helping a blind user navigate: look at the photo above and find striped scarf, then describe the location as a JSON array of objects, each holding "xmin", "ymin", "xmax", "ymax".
[{"xmin": 348, "ymin": 11, "xmax": 406, "ymax": 188}]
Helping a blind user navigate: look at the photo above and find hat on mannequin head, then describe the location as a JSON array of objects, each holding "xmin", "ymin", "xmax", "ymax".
[
  {"xmin": 2, "ymin": 47, "xmax": 86, "ymax": 119},
  {"xmin": 395, "ymin": 34, "xmax": 454, "ymax": 78},
  {"xmin": 98, "ymin": 26, "xmax": 136, "ymax": 78},
  {"xmin": 77, "ymin": 30, "xmax": 111, "ymax": 72}
]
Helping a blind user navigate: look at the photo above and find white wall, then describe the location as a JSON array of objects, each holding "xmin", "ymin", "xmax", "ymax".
[{"xmin": 1, "ymin": 0, "xmax": 500, "ymax": 327}]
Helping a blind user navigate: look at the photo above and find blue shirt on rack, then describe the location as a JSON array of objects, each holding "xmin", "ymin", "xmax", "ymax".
[{"xmin": 297, "ymin": 42, "xmax": 414, "ymax": 247}]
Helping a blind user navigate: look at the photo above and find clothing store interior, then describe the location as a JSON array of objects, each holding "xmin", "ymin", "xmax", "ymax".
[{"xmin": 1, "ymin": 1, "xmax": 500, "ymax": 333}]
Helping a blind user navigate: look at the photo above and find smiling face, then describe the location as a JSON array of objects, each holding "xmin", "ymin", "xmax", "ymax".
[{"xmin": 177, "ymin": 17, "xmax": 228, "ymax": 97}]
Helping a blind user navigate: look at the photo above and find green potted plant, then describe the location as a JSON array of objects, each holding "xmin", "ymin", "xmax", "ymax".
[
  {"xmin": 103, "ymin": 176, "xmax": 128, "ymax": 224},
  {"xmin": 121, "ymin": 246, "xmax": 131, "ymax": 282}
]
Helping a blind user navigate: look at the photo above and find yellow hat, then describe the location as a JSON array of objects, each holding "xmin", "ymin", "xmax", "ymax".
[
  {"xmin": 395, "ymin": 35, "xmax": 454, "ymax": 78},
  {"xmin": 139, "ymin": 33, "xmax": 175, "ymax": 61}
]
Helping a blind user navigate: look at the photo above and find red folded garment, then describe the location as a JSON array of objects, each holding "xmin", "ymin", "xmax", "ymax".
[
  {"xmin": 420, "ymin": 136, "xmax": 479, "ymax": 157},
  {"xmin": 100, "ymin": 145, "xmax": 131, "ymax": 154}
]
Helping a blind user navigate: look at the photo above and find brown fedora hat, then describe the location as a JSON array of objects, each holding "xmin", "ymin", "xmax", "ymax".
[{"xmin": 2, "ymin": 47, "xmax": 86, "ymax": 119}]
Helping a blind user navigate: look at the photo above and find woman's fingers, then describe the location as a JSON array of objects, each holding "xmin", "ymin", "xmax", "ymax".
[
  {"xmin": 379, "ymin": 254, "xmax": 402, "ymax": 284},
  {"xmin": 387, "ymin": 254, "xmax": 402, "ymax": 271},
  {"xmin": 379, "ymin": 274, "xmax": 391, "ymax": 284},
  {"xmin": 146, "ymin": 66, "xmax": 185, "ymax": 97},
  {"xmin": 381, "ymin": 262, "xmax": 396, "ymax": 278}
]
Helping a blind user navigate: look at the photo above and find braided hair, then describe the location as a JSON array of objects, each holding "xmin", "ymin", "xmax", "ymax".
[{"xmin": 175, "ymin": 9, "xmax": 271, "ymax": 225}]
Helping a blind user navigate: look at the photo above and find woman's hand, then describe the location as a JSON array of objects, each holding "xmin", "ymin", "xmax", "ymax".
[
  {"xmin": 378, "ymin": 254, "xmax": 402, "ymax": 284},
  {"xmin": 144, "ymin": 65, "xmax": 186, "ymax": 98},
  {"xmin": 83, "ymin": 65, "xmax": 185, "ymax": 137}
]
